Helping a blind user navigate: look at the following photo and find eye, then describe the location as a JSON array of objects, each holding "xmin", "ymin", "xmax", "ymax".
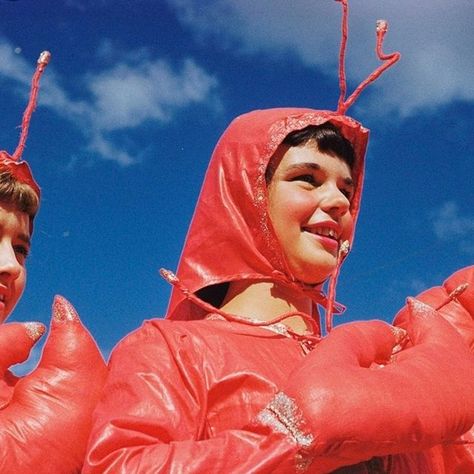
[
  {"xmin": 292, "ymin": 174, "xmax": 318, "ymax": 186},
  {"xmin": 14, "ymin": 244, "xmax": 30, "ymax": 264}
]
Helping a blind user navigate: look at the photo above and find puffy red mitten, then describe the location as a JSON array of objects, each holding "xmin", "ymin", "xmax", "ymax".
[
  {"xmin": 0, "ymin": 296, "xmax": 107, "ymax": 474},
  {"xmin": 0, "ymin": 322, "xmax": 46, "ymax": 407},
  {"xmin": 393, "ymin": 266, "xmax": 474, "ymax": 472},
  {"xmin": 394, "ymin": 265, "xmax": 474, "ymax": 349},
  {"xmin": 272, "ymin": 300, "xmax": 474, "ymax": 471}
]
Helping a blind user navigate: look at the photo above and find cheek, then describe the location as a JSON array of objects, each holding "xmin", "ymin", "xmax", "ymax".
[
  {"xmin": 341, "ymin": 213, "xmax": 355, "ymax": 240},
  {"xmin": 268, "ymin": 187, "xmax": 314, "ymax": 227},
  {"xmin": 14, "ymin": 269, "xmax": 27, "ymax": 300}
]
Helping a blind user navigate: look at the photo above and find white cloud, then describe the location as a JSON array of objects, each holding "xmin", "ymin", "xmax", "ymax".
[
  {"xmin": 87, "ymin": 132, "xmax": 136, "ymax": 166},
  {"xmin": 0, "ymin": 39, "xmax": 219, "ymax": 166},
  {"xmin": 0, "ymin": 42, "xmax": 34, "ymax": 84},
  {"xmin": 431, "ymin": 201, "xmax": 474, "ymax": 255},
  {"xmin": 89, "ymin": 58, "xmax": 217, "ymax": 131},
  {"xmin": 167, "ymin": 0, "xmax": 474, "ymax": 117}
]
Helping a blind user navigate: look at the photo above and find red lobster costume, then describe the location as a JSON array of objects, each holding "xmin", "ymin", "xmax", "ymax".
[{"xmin": 85, "ymin": 2, "xmax": 474, "ymax": 473}]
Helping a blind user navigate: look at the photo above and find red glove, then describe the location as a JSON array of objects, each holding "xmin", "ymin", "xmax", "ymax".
[
  {"xmin": 0, "ymin": 321, "xmax": 46, "ymax": 407},
  {"xmin": 394, "ymin": 265, "xmax": 474, "ymax": 349},
  {"xmin": 273, "ymin": 299, "xmax": 474, "ymax": 471},
  {"xmin": 393, "ymin": 266, "xmax": 474, "ymax": 472},
  {"xmin": 0, "ymin": 296, "xmax": 107, "ymax": 473}
]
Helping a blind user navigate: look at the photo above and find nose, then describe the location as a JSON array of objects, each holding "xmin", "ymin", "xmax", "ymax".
[
  {"xmin": 0, "ymin": 243, "xmax": 22, "ymax": 282},
  {"xmin": 319, "ymin": 183, "xmax": 351, "ymax": 218}
]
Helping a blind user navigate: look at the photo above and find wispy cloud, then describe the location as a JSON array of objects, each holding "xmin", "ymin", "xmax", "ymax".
[
  {"xmin": 0, "ymin": 38, "xmax": 220, "ymax": 165},
  {"xmin": 88, "ymin": 58, "xmax": 218, "ymax": 131},
  {"xmin": 431, "ymin": 201, "xmax": 474, "ymax": 255},
  {"xmin": 167, "ymin": 0, "xmax": 474, "ymax": 117}
]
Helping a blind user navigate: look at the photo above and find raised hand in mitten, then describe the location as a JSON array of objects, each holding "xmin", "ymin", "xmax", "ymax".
[
  {"xmin": 394, "ymin": 265, "xmax": 474, "ymax": 349},
  {"xmin": 0, "ymin": 296, "xmax": 107, "ymax": 474},
  {"xmin": 393, "ymin": 268, "xmax": 474, "ymax": 473},
  {"xmin": 258, "ymin": 301, "xmax": 474, "ymax": 471}
]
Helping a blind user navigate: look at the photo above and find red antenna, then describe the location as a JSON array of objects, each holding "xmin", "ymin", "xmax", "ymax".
[
  {"xmin": 326, "ymin": 1, "xmax": 400, "ymax": 333},
  {"xmin": 335, "ymin": 0, "xmax": 400, "ymax": 115},
  {"xmin": 12, "ymin": 51, "xmax": 51, "ymax": 162}
]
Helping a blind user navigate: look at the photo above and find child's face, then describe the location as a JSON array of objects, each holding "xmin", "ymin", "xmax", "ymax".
[
  {"xmin": 0, "ymin": 202, "xmax": 30, "ymax": 323},
  {"xmin": 267, "ymin": 143, "xmax": 354, "ymax": 285}
]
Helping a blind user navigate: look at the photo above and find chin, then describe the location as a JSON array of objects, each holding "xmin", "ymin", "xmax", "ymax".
[{"xmin": 293, "ymin": 265, "xmax": 335, "ymax": 286}]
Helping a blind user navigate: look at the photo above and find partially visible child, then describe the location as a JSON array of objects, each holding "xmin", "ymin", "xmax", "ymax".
[{"xmin": 0, "ymin": 51, "xmax": 106, "ymax": 473}]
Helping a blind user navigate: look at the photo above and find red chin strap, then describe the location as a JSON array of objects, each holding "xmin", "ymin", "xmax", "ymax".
[{"xmin": 0, "ymin": 51, "xmax": 51, "ymax": 199}]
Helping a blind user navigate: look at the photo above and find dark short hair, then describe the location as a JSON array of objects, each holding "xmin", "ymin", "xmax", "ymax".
[{"xmin": 266, "ymin": 123, "xmax": 355, "ymax": 183}]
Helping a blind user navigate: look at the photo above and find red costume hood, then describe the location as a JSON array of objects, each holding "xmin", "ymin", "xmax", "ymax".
[
  {"xmin": 164, "ymin": 1, "xmax": 400, "ymax": 331},
  {"xmin": 166, "ymin": 108, "xmax": 369, "ymax": 322}
]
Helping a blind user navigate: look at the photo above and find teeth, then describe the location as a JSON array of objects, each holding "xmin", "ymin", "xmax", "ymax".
[{"xmin": 307, "ymin": 226, "xmax": 338, "ymax": 239}]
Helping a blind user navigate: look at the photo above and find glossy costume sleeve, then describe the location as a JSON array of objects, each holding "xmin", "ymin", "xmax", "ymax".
[
  {"xmin": 84, "ymin": 321, "xmax": 304, "ymax": 474},
  {"xmin": 265, "ymin": 299, "xmax": 474, "ymax": 471}
]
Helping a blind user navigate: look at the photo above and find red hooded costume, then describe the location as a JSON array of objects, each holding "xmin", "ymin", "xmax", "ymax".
[
  {"xmin": 84, "ymin": 107, "xmax": 474, "ymax": 473},
  {"xmin": 85, "ymin": 2, "xmax": 474, "ymax": 472}
]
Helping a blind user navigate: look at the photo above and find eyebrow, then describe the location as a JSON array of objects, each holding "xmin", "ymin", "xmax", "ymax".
[
  {"xmin": 287, "ymin": 162, "xmax": 321, "ymax": 172},
  {"xmin": 287, "ymin": 162, "xmax": 354, "ymax": 186}
]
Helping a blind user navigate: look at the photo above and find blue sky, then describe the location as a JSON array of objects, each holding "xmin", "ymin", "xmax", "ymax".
[{"xmin": 1, "ymin": 0, "xmax": 472, "ymax": 370}]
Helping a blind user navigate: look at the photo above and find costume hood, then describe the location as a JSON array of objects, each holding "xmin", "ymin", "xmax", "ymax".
[{"xmin": 166, "ymin": 108, "xmax": 368, "ymax": 322}]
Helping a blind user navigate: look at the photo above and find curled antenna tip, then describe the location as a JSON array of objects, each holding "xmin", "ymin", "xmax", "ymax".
[
  {"xmin": 376, "ymin": 19, "xmax": 388, "ymax": 32},
  {"xmin": 38, "ymin": 51, "xmax": 51, "ymax": 65},
  {"xmin": 159, "ymin": 268, "xmax": 178, "ymax": 283}
]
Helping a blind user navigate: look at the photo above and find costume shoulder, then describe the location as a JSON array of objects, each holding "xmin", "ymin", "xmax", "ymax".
[{"xmin": 109, "ymin": 317, "xmax": 231, "ymax": 368}]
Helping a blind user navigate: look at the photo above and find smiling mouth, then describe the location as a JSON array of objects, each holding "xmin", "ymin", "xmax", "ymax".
[{"xmin": 303, "ymin": 226, "xmax": 340, "ymax": 241}]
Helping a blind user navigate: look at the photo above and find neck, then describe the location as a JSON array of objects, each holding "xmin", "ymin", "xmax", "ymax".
[{"xmin": 220, "ymin": 280, "xmax": 314, "ymax": 334}]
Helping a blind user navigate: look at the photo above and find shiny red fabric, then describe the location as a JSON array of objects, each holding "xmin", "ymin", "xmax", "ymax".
[
  {"xmin": 85, "ymin": 106, "xmax": 474, "ymax": 472},
  {"xmin": 85, "ymin": 273, "xmax": 474, "ymax": 473},
  {"xmin": 167, "ymin": 108, "xmax": 369, "ymax": 322},
  {"xmin": 284, "ymin": 296, "xmax": 474, "ymax": 471},
  {"xmin": 0, "ymin": 152, "xmax": 41, "ymax": 199},
  {"xmin": 394, "ymin": 266, "xmax": 474, "ymax": 349},
  {"xmin": 393, "ymin": 265, "xmax": 474, "ymax": 473},
  {"xmin": 0, "ymin": 296, "xmax": 107, "ymax": 473}
]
